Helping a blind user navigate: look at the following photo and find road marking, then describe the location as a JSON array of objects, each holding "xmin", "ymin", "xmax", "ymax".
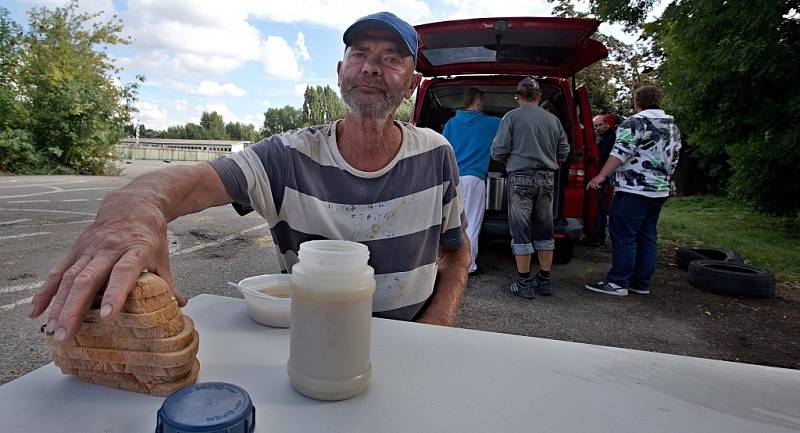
[
  {"xmin": 0, "ymin": 208, "xmax": 96, "ymax": 216},
  {"xmin": 0, "ymin": 224, "xmax": 269, "ymax": 313},
  {"xmin": 0, "ymin": 232, "xmax": 50, "ymax": 241},
  {"xmin": 62, "ymin": 199, "xmax": 90, "ymax": 202},
  {"xmin": 7, "ymin": 200, "xmax": 50, "ymax": 203},
  {"xmin": 0, "ymin": 296, "xmax": 33, "ymax": 312},
  {"xmin": 0, "ymin": 219, "xmax": 31, "ymax": 226},
  {"xmin": 0, "ymin": 180, "xmax": 88, "ymax": 189},
  {"xmin": 0, "ymin": 281, "xmax": 43, "ymax": 294},
  {"xmin": 172, "ymin": 224, "xmax": 269, "ymax": 255},
  {"xmin": 19, "ymin": 219, "xmax": 94, "ymax": 228},
  {"xmin": 0, "ymin": 187, "xmax": 116, "ymax": 200}
]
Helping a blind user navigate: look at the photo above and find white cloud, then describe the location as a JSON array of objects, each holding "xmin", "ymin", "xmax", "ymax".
[
  {"xmin": 193, "ymin": 103, "xmax": 240, "ymax": 123},
  {"xmin": 195, "ymin": 80, "xmax": 247, "ymax": 97},
  {"xmin": 247, "ymin": 0, "xmax": 431, "ymax": 29},
  {"xmin": 436, "ymin": 0, "xmax": 551, "ymax": 21},
  {"xmin": 294, "ymin": 83, "xmax": 310, "ymax": 96},
  {"xmin": 262, "ymin": 100, "xmax": 272, "ymax": 109},
  {"xmin": 175, "ymin": 99, "xmax": 188, "ymax": 111},
  {"xmin": 295, "ymin": 32, "xmax": 311, "ymax": 62},
  {"xmin": 122, "ymin": 0, "xmax": 262, "ymax": 76},
  {"xmin": 260, "ymin": 36, "xmax": 303, "ymax": 80},
  {"xmin": 134, "ymin": 101, "xmax": 171, "ymax": 130},
  {"xmin": 243, "ymin": 113, "xmax": 263, "ymax": 126}
]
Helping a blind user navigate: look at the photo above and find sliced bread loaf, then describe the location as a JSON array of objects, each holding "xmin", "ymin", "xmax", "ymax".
[
  {"xmin": 49, "ymin": 331, "xmax": 199, "ymax": 367},
  {"xmin": 77, "ymin": 312, "xmax": 185, "ymax": 339},
  {"xmin": 83, "ymin": 302, "xmax": 181, "ymax": 328},
  {"xmin": 71, "ymin": 316, "xmax": 194, "ymax": 353},
  {"xmin": 52, "ymin": 354, "xmax": 195, "ymax": 377},
  {"xmin": 68, "ymin": 359, "xmax": 200, "ymax": 397}
]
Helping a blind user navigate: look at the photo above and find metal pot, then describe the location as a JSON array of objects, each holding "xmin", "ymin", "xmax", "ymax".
[{"xmin": 485, "ymin": 172, "xmax": 506, "ymax": 210}]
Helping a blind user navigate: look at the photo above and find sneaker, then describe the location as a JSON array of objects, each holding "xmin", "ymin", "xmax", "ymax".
[
  {"xmin": 585, "ymin": 280, "xmax": 628, "ymax": 296},
  {"xmin": 534, "ymin": 276, "xmax": 553, "ymax": 296},
  {"xmin": 628, "ymin": 288, "xmax": 650, "ymax": 295},
  {"xmin": 507, "ymin": 278, "xmax": 535, "ymax": 299}
]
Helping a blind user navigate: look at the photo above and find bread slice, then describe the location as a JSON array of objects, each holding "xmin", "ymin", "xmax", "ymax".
[
  {"xmin": 92, "ymin": 272, "xmax": 171, "ymax": 307},
  {"xmin": 77, "ymin": 312, "xmax": 185, "ymax": 339},
  {"xmin": 59, "ymin": 358, "xmax": 196, "ymax": 383},
  {"xmin": 121, "ymin": 291, "xmax": 176, "ymax": 314},
  {"xmin": 67, "ymin": 359, "xmax": 200, "ymax": 396},
  {"xmin": 71, "ymin": 316, "xmax": 194, "ymax": 353},
  {"xmin": 83, "ymin": 302, "xmax": 181, "ymax": 328},
  {"xmin": 52, "ymin": 354, "xmax": 195, "ymax": 377},
  {"xmin": 50, "ymin": 331, "xmax": 199, "ymax": 367}
]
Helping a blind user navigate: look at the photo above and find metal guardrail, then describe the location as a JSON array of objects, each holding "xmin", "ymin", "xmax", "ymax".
[{"xmin": 117, "ymin": 144, "xmax": 230, "ymax": 161}]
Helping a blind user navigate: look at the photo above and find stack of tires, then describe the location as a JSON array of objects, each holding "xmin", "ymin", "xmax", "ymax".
[{"xmin": 676, "ymin": 246, "xmax": 775, "ymax": 298}]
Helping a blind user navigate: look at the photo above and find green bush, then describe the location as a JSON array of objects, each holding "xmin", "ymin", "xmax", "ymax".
[
  {"xmin": 729, "ymin": 131, "xmax": 800, "ymax": 216},
  {"xmin": 0, "ymin": 129, "xmax": 41, "ymax": 173}
]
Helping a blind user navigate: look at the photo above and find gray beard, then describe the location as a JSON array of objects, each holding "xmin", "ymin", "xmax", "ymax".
[{"xmin": 339, "ymin": 79, "xmax": 404, "ymax": 121}]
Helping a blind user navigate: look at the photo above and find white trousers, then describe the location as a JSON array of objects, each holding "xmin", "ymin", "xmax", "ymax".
[{"xmin": 460, "ymin": 175, "xmax": 486, "ymax": 273}]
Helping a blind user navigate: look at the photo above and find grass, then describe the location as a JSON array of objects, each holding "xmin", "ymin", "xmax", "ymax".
[{"xmin": 658, "ymin": 195, "xmax": 800, "ymax": 284}]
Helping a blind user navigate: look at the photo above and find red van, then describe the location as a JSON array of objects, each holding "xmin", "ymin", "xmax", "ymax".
[{"xmin": 409, "ymin": 17, "xmax": 608, "ymax": 263}]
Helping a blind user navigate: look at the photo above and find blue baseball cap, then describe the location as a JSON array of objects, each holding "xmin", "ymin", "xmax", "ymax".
[{"xmin": 343, "ymin": 11, "xmax": 418, "ymax": 66}]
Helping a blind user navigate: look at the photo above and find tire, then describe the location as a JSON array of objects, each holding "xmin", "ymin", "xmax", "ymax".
[
  {"xmin": 688, "ymin": 260, "xmax": 774, "ymax": 298},
  {"xmin": 554, "ymin": 239, "xmax": 575, "ymax": 264},
  {"xmin": 675, "ymin": 246, "xmax": 744, "ymax": 270}
]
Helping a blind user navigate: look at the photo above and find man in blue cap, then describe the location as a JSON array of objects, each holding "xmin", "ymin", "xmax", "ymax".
[{"xmin": 33, "ymin": 12, "xmax": 472, "ymax": 344}]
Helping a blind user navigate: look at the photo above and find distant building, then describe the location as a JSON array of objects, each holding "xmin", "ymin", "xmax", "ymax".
[{"xmin": 119, "ymin": 138, "xmax": 249, "ymax": 161}]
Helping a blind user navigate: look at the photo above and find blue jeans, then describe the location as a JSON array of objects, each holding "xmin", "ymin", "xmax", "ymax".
[{"xmin": 606, "ymin": 192, "xmax": 668, "ymax": 291}]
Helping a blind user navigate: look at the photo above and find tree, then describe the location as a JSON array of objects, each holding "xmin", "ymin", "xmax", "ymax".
[
  {"xmin": 302, "ymin": 85, "xmax": 345, "ymax": 125},
  {"xmin": 261, "ymin": 105, "xmax": 305, "ymax": 136},
  {"xmin": 395, "ymin": 97, "xmax": 415, "ymax": 122},
  {"xmin": 592, "ymin": 0, "xmax": 800, "ymax": 215},
  {"xmin": 199, "ymin": 111, "xmax": 226, "ymax": 140},
  {"xmin": 0, "ymin": 8, "xmax": 27, "ymax": 132},
  {"xmin": 16, "ymin": 1, "xmax": 140, "ymax": 174},
  {"xmin": 653, "ymin": 0, "xmax": 800, "ymax": 214}
]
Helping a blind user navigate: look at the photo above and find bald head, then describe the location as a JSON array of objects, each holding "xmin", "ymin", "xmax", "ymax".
[{"xmin": 593, "ymin": 116, "xmax": 610, "ymax": 134}]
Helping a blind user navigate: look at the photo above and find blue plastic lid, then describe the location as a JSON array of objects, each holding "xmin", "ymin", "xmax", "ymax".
[{"xmin": 156, "ymin": 382, "xmax": 255, "ymax": 433}]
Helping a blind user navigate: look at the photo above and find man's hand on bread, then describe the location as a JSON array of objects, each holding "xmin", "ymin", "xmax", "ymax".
[{"xmin": 30, "ymin": 190, "xmax": 187, "ymax": 344}]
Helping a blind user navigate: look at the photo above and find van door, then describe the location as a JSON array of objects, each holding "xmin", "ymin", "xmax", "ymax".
[{"xmin": 574, "ymin": 84, "xmax": 601, "ymax": 234}]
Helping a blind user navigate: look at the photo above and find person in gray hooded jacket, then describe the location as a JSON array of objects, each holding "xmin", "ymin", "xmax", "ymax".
[{"xmin": 585, "ymin": 85, "xmax": 681, "ymax": 297}]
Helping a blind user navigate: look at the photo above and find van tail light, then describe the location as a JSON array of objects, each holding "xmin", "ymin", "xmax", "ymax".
[{"xmin": 567, "ymin": 161, "xmax": 585, "ymax": 188}]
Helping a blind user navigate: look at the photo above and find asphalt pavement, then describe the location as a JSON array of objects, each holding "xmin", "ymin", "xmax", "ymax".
[{"xmin": 0, "ymin": 160, "xmax": 281, "ymax": 384}]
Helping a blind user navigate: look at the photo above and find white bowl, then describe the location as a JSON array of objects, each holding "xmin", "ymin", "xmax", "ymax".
[{"xmin": 237, "ymin": 274, "xmax": 291, "ymax": 328}]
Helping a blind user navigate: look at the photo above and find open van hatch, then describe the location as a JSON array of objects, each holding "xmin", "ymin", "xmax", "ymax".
[{"xmin": 415, "ymin": 17, "xmax": 608, "ymax": 77}]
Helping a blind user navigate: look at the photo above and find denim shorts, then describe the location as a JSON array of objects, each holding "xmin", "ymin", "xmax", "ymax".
[{"xmin": 507, "ymin": 170, "xmax": 555, "ymax": 255}]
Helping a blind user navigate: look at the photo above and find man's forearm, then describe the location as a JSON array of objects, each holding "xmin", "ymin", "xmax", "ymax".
[
  {"xmin": 598, "ymin": 155, "xmax": 624, "ymax": 178},
  {"xmin": 417, "ymin": 235, "xmax": 471, "ymax": 326},
  {"xmin": 101, "ymin": 163, "xmax": 231, "ymax": 223}
]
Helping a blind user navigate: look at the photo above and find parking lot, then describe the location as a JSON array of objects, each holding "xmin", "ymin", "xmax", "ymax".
[{"xmin": 1, "ymin": 161, "xmax": 798, "ymax": 385}]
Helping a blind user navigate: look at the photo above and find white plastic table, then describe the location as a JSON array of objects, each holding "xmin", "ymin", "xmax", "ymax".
[{"xmin": 2, "ymin": 294, "xmax": 799, "ymax": 432}]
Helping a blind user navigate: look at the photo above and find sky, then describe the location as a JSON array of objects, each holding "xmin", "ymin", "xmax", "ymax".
[{"xmin": 5, "ymin": 0, "xmax": 667, "ymax": 130}]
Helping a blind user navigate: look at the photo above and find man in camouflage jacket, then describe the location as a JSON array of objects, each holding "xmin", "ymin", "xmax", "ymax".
[{"xmin": 584, "ymin": 86, "xmax": 681, "ymax": 296}]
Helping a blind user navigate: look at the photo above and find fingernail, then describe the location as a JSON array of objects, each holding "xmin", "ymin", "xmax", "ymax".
[
  {"xmin": 45, "ymin": 319, "xmax": 57, "ymax": 335},
  {"xmin": 100, "ymin": 304, "xmax": 113, "ymax": 318},
  {"xmin": 54, "ymin": 327, "xmax": 66, "ymax": 342}
]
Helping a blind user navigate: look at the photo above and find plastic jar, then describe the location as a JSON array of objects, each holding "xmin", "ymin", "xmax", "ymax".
[{"xmin": 287, "ymin": 240, "xmax": 375, "ymax": 401}]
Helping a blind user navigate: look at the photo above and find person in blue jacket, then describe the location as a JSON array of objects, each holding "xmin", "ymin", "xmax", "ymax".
[{"xmin": 442, "ymin": 88, "xmax": 501, "ymax": 275}]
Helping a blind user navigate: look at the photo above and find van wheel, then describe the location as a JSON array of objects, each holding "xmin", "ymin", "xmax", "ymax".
[
  {"xmin": 687, "ymin": 260, "xmax": 774, "ymax": 298},
  {"xmin": 675, "ymin": 246, "xmax": 743, "ymax": 270},
  {"xmin": 554, "ymin": 239, "xmax": 575, "ymax": 264}
]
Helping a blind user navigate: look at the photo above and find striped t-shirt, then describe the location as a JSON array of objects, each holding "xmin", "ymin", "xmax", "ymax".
[{"xmin": 209, "ymin": 120, "xmax": 465, "ymax": 320}]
